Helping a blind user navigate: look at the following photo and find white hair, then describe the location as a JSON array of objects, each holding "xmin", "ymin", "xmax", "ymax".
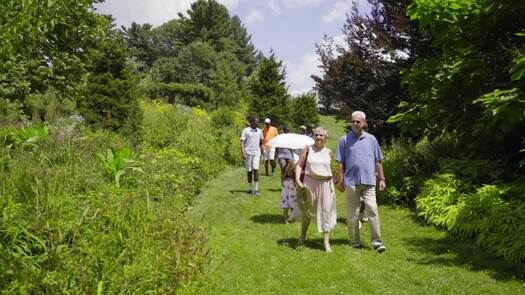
[
  {"xmin": 351, "ymin": 111, "xmax": 366, "ymax": 120},
  {"xmin": 313, "ymin": 127, "xmax": 328, "ymax": 136}
]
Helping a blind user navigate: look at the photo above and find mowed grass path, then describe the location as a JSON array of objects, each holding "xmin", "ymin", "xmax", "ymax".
[{"xmin": 186, "ymin": 116, "xmax": 524, "ymax": 295}]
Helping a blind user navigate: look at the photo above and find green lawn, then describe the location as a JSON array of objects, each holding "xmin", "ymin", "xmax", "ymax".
[{"xmin": 183, "ymin": 116, "xmax": 524, "ymax": 294}]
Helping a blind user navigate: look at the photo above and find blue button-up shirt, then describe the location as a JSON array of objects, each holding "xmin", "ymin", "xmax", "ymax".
[{"xmin": 335, "ymin": 131, "xmax": 383, "ymax": 186}]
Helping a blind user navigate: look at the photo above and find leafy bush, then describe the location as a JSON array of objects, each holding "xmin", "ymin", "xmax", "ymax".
[
  {"xmin": 415, "ymin": 173, "xmax": 470, "ymax": 229},
  {"xmin": 0, "ymin": 125, "xmax": 49, "ymax": 149},
  {"xmin": 0, "ymin": 97, "xmax": 26, "ymax": 125},
  {"xmin": 380, "ymin": 134, "xmax": 458, "ymax": 204},
  {"xmin": 210, "ymin": 107, "xmax": 245, "ymax": 166},
  {"xmin": 416, "ymin": 172, "xmax": 525, "ymax": 262},
  {"xmin": 0, "ymin": 100, "xmax": 238, "ymax": 292},
  {"xmin": 97, "ymin": 146, "xmax": 143, "ymax": 188}
]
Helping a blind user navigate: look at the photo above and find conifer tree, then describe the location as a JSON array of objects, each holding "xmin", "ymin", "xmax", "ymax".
[
  {"xmin": 209, "ymin": 59, "xmax": 243, "ymax": 108},
  {"xmin": 289, "ymin": 93, "xmax": 319, "ymax": 128},
  {"xmin": 248, "ymin": 53, "xmax": 289, "ymax": 126},
  {"xmin": 79, "ymin": 30, "xmax": 142, "ymax": 138},
  {"xmin": 230, "ymin": 16, "xmax": 256, "ymax": 75},
  {"xmin": 177, "ymin": 0, "xmax": 233, "ymax": 52}
]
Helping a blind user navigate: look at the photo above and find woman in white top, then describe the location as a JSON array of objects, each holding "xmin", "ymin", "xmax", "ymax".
[{"xmin": 295, "ymin": 127, "xmax": 337, "ymax": 252}]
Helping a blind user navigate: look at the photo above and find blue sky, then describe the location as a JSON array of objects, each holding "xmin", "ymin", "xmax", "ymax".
[{"xmin": 95, "ymin": 0, "xmax": 370, "ymax": 95}]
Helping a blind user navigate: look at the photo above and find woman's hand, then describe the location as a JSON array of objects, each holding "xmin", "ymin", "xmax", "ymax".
[{"xmin": 296, "ymin": 180, "xmax": 304, "ymax": 188}]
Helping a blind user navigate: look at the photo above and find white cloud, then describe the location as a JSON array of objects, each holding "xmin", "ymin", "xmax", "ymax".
[
  {"xmin": 321, "ymin": 0, "xmax": 370, "ymax": 23},
  {"xmin": 284, "ymin": 52, "xmax": 322, "ymax": 95},
  {"xmin": 321, "ymin": 0, "xmax": 352, "ymax": 23},
  {"xmin": 95, "ymin": 0, "xmax": 240, "ymax": 27},
  {"xmin": 245, "ymin": 9, "xmax": 263, "ymax": 24},
  {"xmin": 268, "ymin": 0, "xmax": 282, "ymax": 15},
  {"xmin": 282, "ymin": 0, "xmax": 325, "ymax": 8}
]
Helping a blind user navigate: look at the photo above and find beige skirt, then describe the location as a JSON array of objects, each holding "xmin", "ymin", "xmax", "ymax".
[{"xmin": 303, "ymin": 175, "xmax": 337, "ymax": 232}]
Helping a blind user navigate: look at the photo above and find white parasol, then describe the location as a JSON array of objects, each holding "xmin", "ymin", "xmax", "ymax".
[{"xmin": 267, "ymin": 133, "xmax": 314, "ymax": 149}]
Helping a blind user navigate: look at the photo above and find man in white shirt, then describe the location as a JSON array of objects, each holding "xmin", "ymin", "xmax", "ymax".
[{"xmin": 240, "ymin": 117, "xmax": 264, "ymax": 196}]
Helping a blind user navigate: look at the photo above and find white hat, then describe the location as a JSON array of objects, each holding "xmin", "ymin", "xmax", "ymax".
[{"xmin": 264, "ymin": 118, "xmax": 271, "ymax": 123}]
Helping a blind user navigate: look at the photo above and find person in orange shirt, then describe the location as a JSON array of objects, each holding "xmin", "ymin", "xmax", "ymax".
[{"xmin": 262, "ymin": 118, "xmax": 279, "ymax": 176}]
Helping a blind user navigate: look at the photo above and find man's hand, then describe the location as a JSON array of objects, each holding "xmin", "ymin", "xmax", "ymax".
[
  {"xmin": 241, "ymin": 152, "xmax": 246, "ymax": 160},
  {"xmin": 378, "ymin": 179, "xmax": 386, "ymax": 191}
]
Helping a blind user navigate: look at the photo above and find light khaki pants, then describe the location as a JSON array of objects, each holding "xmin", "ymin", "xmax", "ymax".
[{"xmin": 345, "ymin": 185, "xmax": 382, "ymax": 244}]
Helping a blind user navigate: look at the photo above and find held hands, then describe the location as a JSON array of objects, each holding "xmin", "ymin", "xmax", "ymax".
[
  {"xmin": 296, "ymin": 180, "xmax": 304, "ymax": 189},
  {"xmin": 336, "ymin": 180, "xmax": 345, "ymax": 192},
  {"xmin": 378, "ymin": 179, "xmax": 386, "ymax": 191}
]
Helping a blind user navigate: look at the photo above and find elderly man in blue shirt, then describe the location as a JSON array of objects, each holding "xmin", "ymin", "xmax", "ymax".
[{"xmin": 336, "ymin": 111, "xmax": 387, "ymax": 253}]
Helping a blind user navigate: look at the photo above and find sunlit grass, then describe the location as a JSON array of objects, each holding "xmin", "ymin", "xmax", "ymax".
[
  {"xmin": 184, "ymin": 115, "xmax": 524, "ymax": 295},
  {"xmin": 186, "ymin": 167, "xmax": 524, "ymax": 294}
]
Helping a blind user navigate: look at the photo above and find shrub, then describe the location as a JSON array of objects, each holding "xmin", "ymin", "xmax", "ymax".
[
  {"xmin": 0, "ymin": 108, "xmax": 220, "ymax": 292},
  {"xmin": 380, "ymin": 134, "xmax": 459, "ymax": 205},
  {"xmin": 210, "ymin": 107, "xmax": 245, "ymax": 166},
  {"xmin": 415, "ymin": 173, "xmax": 471, "ymax": 229},
  {"xmin": 416, "ymin": 172, "xmax": 525, "ymax": 262},
  {"xmin": 0, "ymin": 97, "xmax": 26, "ymax": 125}
]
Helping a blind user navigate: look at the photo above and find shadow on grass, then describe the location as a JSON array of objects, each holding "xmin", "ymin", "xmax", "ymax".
[
  {"xmin": 250, "ymin": 214, "xmax": 283, "ymax": 224},
  {"xmin": 276, "ymin": 238, "xmax": 353, "ymax": 251},
  {"xmin": 228, "ymin": 189, "xmax": 250, "ymax": 194},
  {"xmin": 266, "ymin": 188, "xmax": 281, "ymax": 192},
  {"xmin": 403, "ymin": 235, "xmax": 525, "ymax": 281}
]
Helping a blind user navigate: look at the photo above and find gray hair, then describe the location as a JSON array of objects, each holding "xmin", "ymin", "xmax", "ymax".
[
  {"xmin": 313, "ymin": 127, "xmax": 328, "ymax": 136},
  {"xmin": 351, "ymin": 111, "xmax": 366, "ymax": 120}
]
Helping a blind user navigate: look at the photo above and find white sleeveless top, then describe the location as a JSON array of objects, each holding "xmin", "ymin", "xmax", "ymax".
[{"xmin": 305, "ymin": 145, "xmax": 332, "ymax": 177}]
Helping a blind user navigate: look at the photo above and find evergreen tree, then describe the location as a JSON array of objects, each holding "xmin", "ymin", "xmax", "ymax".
[
  {"xmin": 230, "ymin": 16, "xmax": 256, "ymax": 75},
  {"xmin": 209, "ymin": 59, "xmax": 243, "ymax": 108},
  {"xmin": 289, "ymin": 93, "xmax": 319, "ymax": 128},
  {"xmin": 150, "ymin": 41, "xmax": 218, "ymax": 85},
  {"xmin": 177, "ymin": 0, "xmax": 234, "ymax": 52},
  {"xmin": 248, "ymin": 53, "xmax": 289, "ymax": 126},
  {"xmin": 79, "ymin": 29, "xmax": 142, "ymax": 138},
  {"xmin": 121, "ymin": 22, "xmax": 159, "ymax": 69}
]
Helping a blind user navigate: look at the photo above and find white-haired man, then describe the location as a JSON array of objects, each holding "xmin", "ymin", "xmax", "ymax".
[{"xmin": 335, "ymin": 111, "xmax": 387, "ymax": 252}]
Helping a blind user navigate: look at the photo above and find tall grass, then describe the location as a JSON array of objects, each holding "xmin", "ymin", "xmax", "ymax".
[{"xmin": 0, "ymin": 101, "xmax": 246, "ymax": 292}]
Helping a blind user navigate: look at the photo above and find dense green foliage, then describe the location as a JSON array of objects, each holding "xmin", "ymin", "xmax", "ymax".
[
  {"xmin": 0, "ymin": 102, "xmax": 244, "ymax": 292},
  {"xmin": 416, "ymin": 173, "xmax": 525, "ymax": 262},
  {"xmin": 389, "ymin": 0, "xmax": 525, "ymax": 163},
  {"xmin": 247, "ymin": 53, "xmax": 290, "ymax": 126},
  {"xmin": 288, "ymin": 92, "xmax": 320, "ymax": 129},
  {"xmin": 0, "ymin": 0, "xmax": 108, "ymax": 122},
  {"xmin": 124, "ymin": 0, "xmax": 256, "ymax": 111},
  {"xmin": 79, "ymin": 29, "xmax": 143, "ymax": 139}
]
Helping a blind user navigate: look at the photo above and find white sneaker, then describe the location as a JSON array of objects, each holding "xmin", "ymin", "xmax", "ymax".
[{"xmin": 372, "ymin": 241, "xmax": 386, "ymax": 253}]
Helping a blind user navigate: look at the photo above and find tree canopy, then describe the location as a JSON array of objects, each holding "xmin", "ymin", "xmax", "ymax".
[{"xmin": 388, "ymin": 0, "xmax": 525, "ymax": 163}]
